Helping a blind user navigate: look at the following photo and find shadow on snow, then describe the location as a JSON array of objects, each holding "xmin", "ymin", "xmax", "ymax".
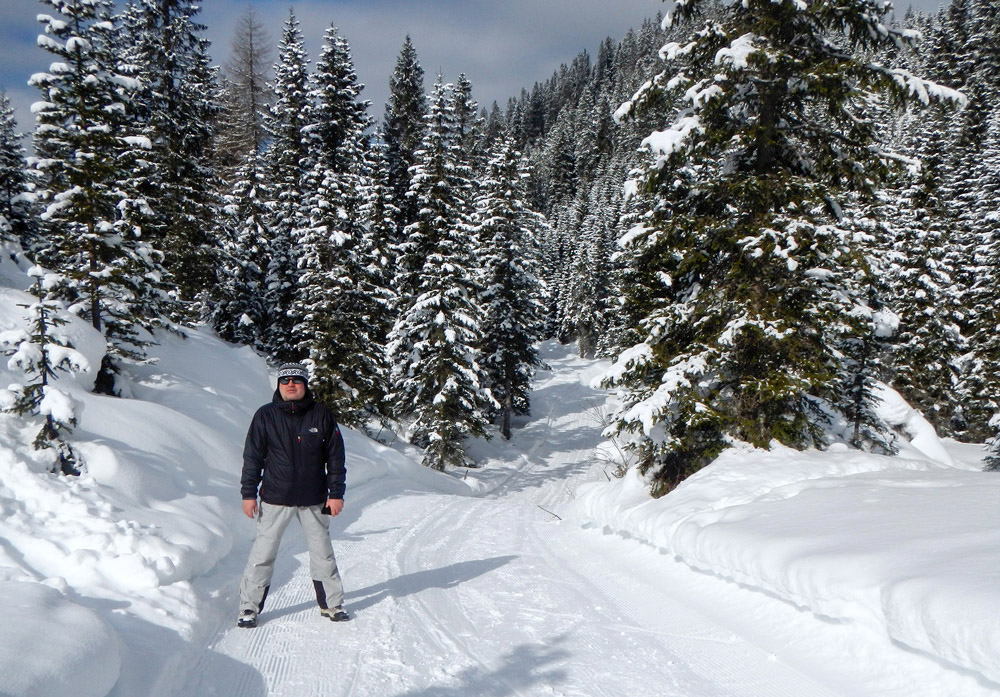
[
  {"xmin": 265, "ymin": 555, "xmax": 519, "ymax": 620},
  {"xmin": 390, "ymin": 634, "xmax": 571, "ymax": 697}
]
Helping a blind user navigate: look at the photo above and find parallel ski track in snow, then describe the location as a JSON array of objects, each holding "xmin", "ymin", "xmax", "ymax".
[{"xmin": 177, "ymin": 356, "xmax": 848, "ymax": 697}]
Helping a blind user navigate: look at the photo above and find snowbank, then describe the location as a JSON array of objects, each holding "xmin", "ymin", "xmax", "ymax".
[
  {"xmin": 0, "ymin": 582, "xmax": 121, "ymax": 697},
  {"xmin": 572, "ymin": 390, "xmax": 1000, "ymax": 688},
  {"xmin": 0, "ymin": 245, "xmax": 270, "ymax": 697}
]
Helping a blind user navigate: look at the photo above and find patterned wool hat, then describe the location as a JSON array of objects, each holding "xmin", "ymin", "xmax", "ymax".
[{"xmin": 276, "ymin": 362, "xmax": 309, "ymax": 382}]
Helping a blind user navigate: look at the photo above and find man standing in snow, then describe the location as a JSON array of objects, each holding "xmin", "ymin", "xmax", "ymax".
[{"xmin": 237, "ymin": 362, "xmax": 349, "ymax": 628}]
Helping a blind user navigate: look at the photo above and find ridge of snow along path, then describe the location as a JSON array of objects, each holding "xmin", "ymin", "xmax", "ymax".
[{"xmin": 175, "ymin": 342, "xmax": 1000, "ymax": 697}]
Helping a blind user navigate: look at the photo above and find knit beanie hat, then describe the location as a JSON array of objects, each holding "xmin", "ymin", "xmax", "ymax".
[{"xmin": 276, "ymin": 362, "xmax": 309, "ymax": 382}]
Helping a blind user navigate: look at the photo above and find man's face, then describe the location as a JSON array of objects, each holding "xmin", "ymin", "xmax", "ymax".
[{"xmin": 278, "ymin": 376, "xmax": 307, "ymax": 401}]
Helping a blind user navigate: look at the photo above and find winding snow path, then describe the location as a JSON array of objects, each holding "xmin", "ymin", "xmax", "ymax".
[{"xmin": 178, "ymin": 349, "xmax": 849, "ymax": 697}]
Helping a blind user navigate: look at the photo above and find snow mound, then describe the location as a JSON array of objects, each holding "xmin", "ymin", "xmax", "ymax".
[
  {"xmin": 0, "ymin": 581, "xmax": 121, "ymax": 697},
  {"xmin": 572, "ymin": 388, "xmax": 1000, "ymax": 689}
]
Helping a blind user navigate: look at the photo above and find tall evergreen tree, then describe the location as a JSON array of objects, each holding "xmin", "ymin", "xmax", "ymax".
[
  {"xmin": 294, "ymin": 25, "xmax": 390, "ymax": 426},
  {"xmin": 387, "ymin": 78, "xmax": 495, "ymax": 470},
  {"xmin": 476, "ymin": 135, "xmax": 547, "ymax": 439},
  {"xmin": 261, "ymin": 11, "xmax": 312, "ymax": 362},
  {"xmin": 212, "ymin": 150, "xmax": 271, "ymax": 348},
  {"xmin": 123, "ymin": 0, "xmax": 221, "ymax": 308},
  {"xmin": 0, "ymin": 91, "xmax": 33, "ymax": 246},
  {"xmin": 601, "ymin": 0, "xmax": 964, "ymax": 495},
  {"xmin": 450, "ymin": 73, "xmax": 484, "ymax": 173},
  {"xmin": 383, "ymin": 36, "xmax": 426, "ymax": 241},
  {"xmin": 880, "ymin": 131, "xmax": 968, "ymax": 437},
  {"xmin": 30, "ymin": 0, "xmax": 166, "ymax": 389}
]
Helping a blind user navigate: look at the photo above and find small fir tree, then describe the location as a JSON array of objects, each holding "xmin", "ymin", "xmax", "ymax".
[{"xmin": 0, "ymin": 270, "xmax": 89, "ymax": 475}]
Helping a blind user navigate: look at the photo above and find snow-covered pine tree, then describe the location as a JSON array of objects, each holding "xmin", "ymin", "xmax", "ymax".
[
  {"xmin": 261, "ymin": 11, "xmax": 312, "ymax": 362},
  {"xmin": 480, "ymin": 102, "xmax": 507, "ymax": 153},
  {"xmin": 964, "ymin": 106, "xmax": 1000, "ymax": 454},
  {"xmin": 294, "ymin": 25, "xmax": 390, "ymax": 426},
  {"xmin": 538, "ymin": 196, "xmax": 580, "ymax": 340},
  {"xmin": 122, "ymin": 0, "xmax": 221, "ymax": 310},
  {"xmin": 0, "ymin": 91, "xmax": 34, "ymax": 247},
  {"xmin": 383, "ymin": 36, "xmax": 426, "ymax": 242},
  {"xmin": 602, "ymin": 0, "xmax": 964, "ymax": 495},
  {"xmin": 358, "ymin": 129, "xmax": 401, "ymax": 346},
  {"xmin": 541, "ymin": 109, "xmax": 578, "ymax": 211},
  {"xmin": 0, "ymin": 269, "xmax": 89, "ymax": 475},
  {"xmin": 880, "ymin": 124, "xmax": 968, "ymax": 437},
  {"xmin": 212, "ymin": 150, "xmax": 271, "ymax": 348},
  {"xmin": 387, "ymin": 77, "xmax": 495, "ymax": 470},
  {"xmin": 951, "ymin": 0, "xmax": 1000, "ymax": 443},
  {"xmin": 476, "ymin": 134, "xmax": 547, "ymax": 439},
  {"xmin": 30, "ymin": 0, "xmax": 166, "ymax": 391},
  {"xmin": 829, "ymin": 209, "xmax": 899, "ymax": 453},
  {"xmin": 557, "ymin": 171, "xmax": 622, "ymax": 358},
  {"xmin": 450, "ymin": 73, "xmax": 484, "ymax": 175}
]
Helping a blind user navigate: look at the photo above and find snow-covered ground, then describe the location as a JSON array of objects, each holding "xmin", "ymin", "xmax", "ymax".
[{"xmin": 0, "ymin": 252, "xmax": 998, "ymax": 696}]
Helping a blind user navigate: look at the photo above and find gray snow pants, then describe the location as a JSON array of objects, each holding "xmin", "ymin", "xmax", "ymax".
[{"xmin": 239, "ymin": 501, "xmax": 344, "ymax": 613}]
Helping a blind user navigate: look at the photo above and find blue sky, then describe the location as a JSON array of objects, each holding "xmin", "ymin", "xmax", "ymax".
[{"xmin": 1, "ymin": 0, "xmax": 947, "ymax": 142}]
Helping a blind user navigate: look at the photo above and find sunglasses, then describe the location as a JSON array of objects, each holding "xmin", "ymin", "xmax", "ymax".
[{"xmin": 278, "ymin": 376, "xmax": 306, "ymax": 385}]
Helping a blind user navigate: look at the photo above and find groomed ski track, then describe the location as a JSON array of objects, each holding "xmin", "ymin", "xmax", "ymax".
[{"xmin": 177, "ymin": 346, "xmax": 849, "ymax": 697}]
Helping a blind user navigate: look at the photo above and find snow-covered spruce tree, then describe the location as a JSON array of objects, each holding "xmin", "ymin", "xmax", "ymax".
[
  {"xmin": 450, "ymin": 73, "xmax": 484, "ymax": 175},
  {"xmin": 476, "ymin": 134, "xmax": 547, "ymax": 439},
  {"xmin": 387, "ymin": 78, "xmax": 495, "ymax": 470},
  {"xmin": 829, "ymin": 210, "xmax": 899, "ymax": 453},
  {"xmin": 383, "ymin": 36, "xmax": 426, "ymax": 242},
  {"xmin": 261, "ymin": 11, "xmax": 312, "ymax": 363},
  {"xmin": 212, "ymin": 150, "xmax": 272, "ymax": 349},
  {"xmin": 0, "ymin": 91, "xmax": 35, "ymax": 247},
  {"xmin": 879, "ymin": 127, "xmax": 968, "ymax": 437},
  {"xmin": 481, "ymin": 102, "xmax": 507, "ymax": 153},
  {"xmin": 294, "ymin": 25, "xmax": 391, "ymax": 426},
  {"xmin": 30, "ymin": 0, "xmax": 166, "ymax": 391},
  {"xmin": 0, "ymin": 270, "xmax": 89, "ymax": 475},
  {"xmin": 557, "ymin": 171, "xmax": 621, "ymax": 358},
  {"xmin": 121, "ymin": 0, "xmax": 221, "ymax": 310},
  {"xmin": 951, "ymin": 2, "xmax": 1000, "ymax": 443},
  {"xmin": 602, "ymin": 0, "xmax": 964, "ymax": 495},
  {"xmin": 358, "ymin": 128, "xmax": 401, "ymax": 345},
  {"xmin": 966, "ymin": 107, "xmax": 1000, "ymax": 459},
  {"xmin": 539, "ymin": 196, "xmax": 580, "ymax": 339}
]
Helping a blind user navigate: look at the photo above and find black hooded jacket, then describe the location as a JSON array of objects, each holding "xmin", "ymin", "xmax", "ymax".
[{"xmin": 240, "ymin": 388, "xmax": 346, "ymax": 506}]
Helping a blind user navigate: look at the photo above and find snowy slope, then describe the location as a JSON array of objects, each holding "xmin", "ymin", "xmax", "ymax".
[{"xmin": 0, "ymin": 250, "xmax": 997, "ymax": 697}]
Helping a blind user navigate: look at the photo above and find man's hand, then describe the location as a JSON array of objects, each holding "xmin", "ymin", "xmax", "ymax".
[
  {"xmin": 325, "ymin": 498, "xmax": 344, "ymax": 517},
  {"xmin": 242, "ymin": 498, "xmax": 258, "ymax": 519}
]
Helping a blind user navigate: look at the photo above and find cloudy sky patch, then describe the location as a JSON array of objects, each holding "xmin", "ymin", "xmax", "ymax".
[{"xmin": 1, "ymin": 0, "xmax": 947, "ymax": 140}]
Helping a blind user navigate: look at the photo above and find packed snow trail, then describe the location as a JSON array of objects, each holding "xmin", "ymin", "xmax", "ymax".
[{"xmin": 177, "ymin": 347, "xmax": 849, "ymax": 697}]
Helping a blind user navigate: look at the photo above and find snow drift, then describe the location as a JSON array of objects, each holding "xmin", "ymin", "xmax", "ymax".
[{"xmin": 573, "ymin": 389, "xmax": 1000, "ymax": 689}]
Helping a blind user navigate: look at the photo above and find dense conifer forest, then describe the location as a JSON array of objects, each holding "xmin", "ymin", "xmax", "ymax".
[{"xmin": 1, "ymin": 0, "xmax": 998, "ymax": 484}]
